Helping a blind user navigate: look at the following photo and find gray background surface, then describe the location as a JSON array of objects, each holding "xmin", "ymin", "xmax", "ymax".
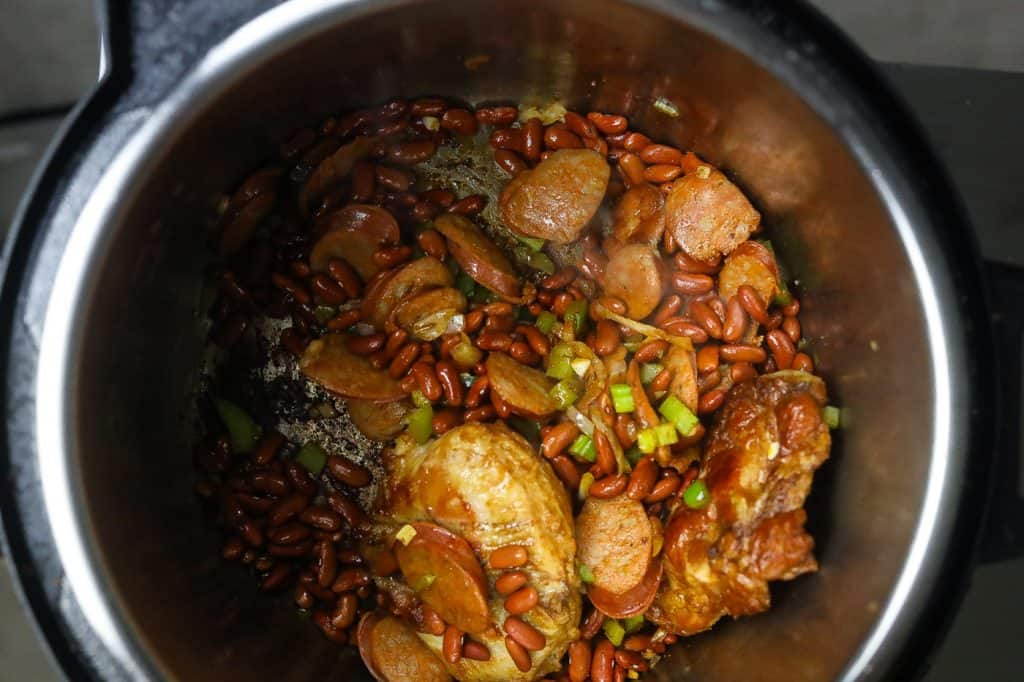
[{"xmin": 1, "ymin": 1, "xmax": 1022, "ymax": 680}]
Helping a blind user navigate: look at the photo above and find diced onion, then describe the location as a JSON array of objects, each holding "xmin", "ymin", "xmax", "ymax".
[{"xmin": 565, "ymin": 406, "xmax": 594, "ymax": 437}]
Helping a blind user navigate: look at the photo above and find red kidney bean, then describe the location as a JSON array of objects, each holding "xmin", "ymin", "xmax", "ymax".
[
  {"xmin": 569, "ymin": 640, "xmax": 592, "ymax": 682},
  {"xmin": 618, "ymin": 152, "xmax": 646, "ymax": 186},
  {"xmin": 737, "ymin": 284, "xmax": 770, "ymax": 325},
  {"xmin": 387, "ymin": 139, "xmax": 436, "ymax": 165},
  {"xmin": 494, "ymin": 148, "xmax": 529, "ymax": 175},
  {"xmin": 441, "ymin": 108, "xmax": 478, "ymax": 135},
  {"xmin": 489, "ymin": 545, "xmax": 528, "ymax": 569},
  {"xmin": 550, "ymin": 454, "xmax": 582, "ymax": 489},
  {"xmin": 505, "ymin": 635, "xmax": 532, "ymax": 673},
  {"xmin": 443, "ymin": 624, "xmax": 464, "ymax": 664},
  {"xmin": 504, "ymin": 586, "xmax": 539, "ymax": 615},
  {"xmin": 249, "ymin": 471, "xmax": 290, "ymax": 497},
  {"xmin": 331, "ymin": 592, "xmax": 358, "ymax": 629},
  {"xmin": 591, "ymin": 639, "xmax": 616, "ymax": 682},
  {"xmin": 300, "ymin": 506, "xmax": 343, "ymax": 532},
  {"xmin": 236, "ymin": 493, "xmax": 275, "ymax": 514},
  {"xmin": 347, "ymin": 332, "xmax": 386, "ymax": 356},
  {"xmin": 504, "ymin": 616, "xmax": 546, "ymax": 651},
  {"xmin": 410, "ymin": 98, "xmax": 448, "ymax": 116},
  {"xmin": 325, "ymin": 491, "xmax": 367, "ymax": 529},
  {"xmin": 634, "ymin": 339, "xmax": 669, "ymax": 363},
  {"xmin": 269, "ymin": 522, "xmax": 311, "ymax": 545},
  {"xmin": 697, "ymin": 344, "xmax": 720, "ymax": 376},
  {"xmin": 722, "ymin": 296, "xmax": 748, "ymax": 343},
  {"xmin": 698, "ymin": 387, "xmax": 727, "ymax": 414},
  {"xmin": 373, "ymin": 245, "xmax": 413, "ymax": 270},
  {"xmin": 448, "ymin": 194, "xmax": 486, "ymax": 215},
  {"xmin": 544, "ymin": 124, "xmax": 583, "ymax": 150},
  {"xmin": 719, "ymin": 344, "xmax": 767, "ymax": 363},
  {"xmin": 626, "ymin": 456, "xmax": 658, "ymax": 500},
  {"xmin": 331, "ymin": 567, "xmax": 371, "ymax": 593},
  {"xmin": 476, "ymin": 106, "xmax": 518, "ymax": 126},
  {"xmin": 644, "ymin": 164, "xmax": 682, "ymax": 183},
  {"xmin": 435, "ymin": 360, "xmax": 464, "ymax": 406},
  {"xmin": 252, "ymin": 431, "xmax": 285, "ymax": 466},
  {"xmin": 260, "ymin": 564, "xmax": 291, "ymax": 591},
  {"xmin": 615, "ymin": 649, "xmax": 648, "ymax": 672},
  {"xmin": 644, "ymin": 474, "xmax": 681, "ymax": 503},
  {"xmin": 522, "ymin": 117, "xmax": 543, "ymax": 161},
  {"xmin": 387, "ymin": 342, "xmax": 421, "ymax": 379},
  {"xmin": 350, "ymin": 160, "xmax": 376, "ymax": 202},
  {"xmin": 464, "ymin": 404, "xmax": 497, "ymax": 422},
  {"xmin": 496, "ymin": 570, "xmax": 530, "ymax": 596},
  {"xmin": 730, "ymin": 361, "xmax": 757, "ymax": 383},
  {"xmin": 581, "ymin": 134, "xmax": 609, "ymax": 156},
  {"xmin": 672, "ymin": 272, "xmax": 715, "ymax": 295},
  {"xmin": 587, "ymin": 112, "xmax": 628, "ymax": 134},
  {"xmin": 565, "ymin": 111, "xmax": 598, "ymax": 138},
  {"xmin": 640, "ymin": 143, "xmax": 683, "ymax": 165},
  {"xmin": 580, "ymin": 607, "xmax": 605, "ymax": 640},
  {"xmin": 285, "ymin": 460, "xmax": 318, "ymax": 496},
  {"xmin": 541, "ymin": 422, "xmax": 579, "ymax": 459},
  {"xmin": 410, "ymin": 361, "xmax": 442, "ymax": 401},
  {"xmin": 622, "ymin": 132, "xmax": 652, "ymax": 152},
  {"xmin": 326, "ymin": 455, "xmax": 370, "ymax": 487},
  {"xmin": 689, "ymin": 300, "xmax": 723, "ymax": 339},
  {"xmin": 490, "ymin": 127, "xmax": 524, "ymax": 151},
  {"xmin": 783, "ymin": 315, "xmax": 802, "ymax": 343},
  {"xmin": 326, "ymin": 259, "xmax": 362, "ymax": 298},
  {"xmin": 766, "ymin": 328, "xmax": 797, "ymax": 369},
  {"xmin": 792, "ymin": 352, "xmax": 815, "ymax": 372},
  {"xmin": 463, "ymin": 640, "xmax": 491, "ymax": 661},
  {"xmin": 475, "ymin": 330, "xmax": 512, "ymax": 351}
]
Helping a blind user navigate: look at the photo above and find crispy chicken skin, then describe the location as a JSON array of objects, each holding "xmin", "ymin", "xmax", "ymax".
[
  {"xmin": 379, "ymin": 423, "xmax": 581, "ymax": 681},
  {"xmin": 650, "ymin": 371, "xmax": 830, "ymax": 635}
]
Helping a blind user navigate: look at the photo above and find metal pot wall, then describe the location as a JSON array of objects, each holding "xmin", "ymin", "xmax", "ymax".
[{"xmin": 0, "ymin": 1, "xmax": 996, "ymax": 680}]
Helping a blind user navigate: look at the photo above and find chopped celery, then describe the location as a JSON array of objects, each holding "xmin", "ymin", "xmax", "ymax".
[
  {"xmin": 578, "ymin": 472, "xmax": 595, "ymax": 500},
  {"xmin": 314, "ymin": 305, "xmax": 336, "ymax": 323},
  {"xmin": 407, "ymin": 404, "xmax": 434, "ymax": 444},
  {"xmin": 637, "ymin": 427, "xmax": 659, "ymax": 454},
  {"xmin": 214, "ymin": 398, "xmax": 259, "ymax": 453},
  {"xmin": 396, "ymin": 524, "xmax": 418, "ymax": 545},
  {"xmin": 546, "ymin": 343, "xmax": 575, "ymax": 381},
  {"xmin": 640, "ymin": 362, "xmax": 664, "ymax": 385},
  {"xmin": 564, "ymin": 299, "xmax": 589, "ymax": 338},
  {"xmin": 411, "ymin": 390, "xmax": 431, "ymax": 408},
  {"xmin": 455, "ymin": 271, "xmax": 476, "ymax": 298},
  {"xmin": 579, "ymin": 564, "xmax": 596, "ymax": 584},
  {"xmin": 654, "ymin": 422, "xmax": 678, "ymax": 447},
  {"xmin": 622, "ymin": 335, "xmax": 644, "ymax": 352},
  {"xmin": 549, "ymin": 379, "xmax": 580, "ymax": 409},
  {"xmin": 610, "ymin": 383, "xmax": 635, "ymax": 413},
  {"xmin": 295, "ymin": 442, "xmax": 327, "ymax": 476},
  {"xmin": 569, "ymin": 434, "xmax": 596, "ymax": 462},
  {"xmin": 602, "ymin": 619, "xmax": 626, "ymax": 647},
  {"xmin": 535, "ymin": 311, "xmax": 557, "ymax": 334},
  {"xmin": 683, "ymin": 479, "xmax": 710, "ymax": 509},
  {"xmin": 523, "ymin": 250, "xmax": 556, "ymax": 275},
  {"xmin": 824, "ymin": 405, "xmax": 841, "ymax": 429},
  {"xmin": 623, "ymin": 615, "xmax": 645, "ymax": 633},
  {"xmin": 658, "ymin": 395, "xmax": 699, "ymax": 437}
]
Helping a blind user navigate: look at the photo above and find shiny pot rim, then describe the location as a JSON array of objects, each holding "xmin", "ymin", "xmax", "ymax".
[{"xmin": 2, "ymin": 1, "xmax": 993, "ymax": 680}]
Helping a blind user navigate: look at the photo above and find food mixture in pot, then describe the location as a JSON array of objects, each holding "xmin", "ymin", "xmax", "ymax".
[{"xmin": 197, "ymin": 96, "xmax": 834, "ymax": 681}]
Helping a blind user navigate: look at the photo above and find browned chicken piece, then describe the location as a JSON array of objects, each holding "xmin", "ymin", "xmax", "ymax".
[
  {"xmin": 379, "ymin": 424, "xmax": 581, "ymax": 681},
  {"xmin": 665, "ymin": 167, "xmax": 760, "ymax": 263},
  {"xmin": 601, "ymin": 244, "xmax": 666, "ymax": 320},
  {"xmin": 499, "ymin": 149, "xmax": 610, "ymax": 244},
  {"xmin": 649, "ymin": 371, "xmax": 830, "ymax": 636}
]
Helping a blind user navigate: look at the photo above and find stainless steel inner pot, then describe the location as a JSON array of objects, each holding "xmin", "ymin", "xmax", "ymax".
[{"xmin": 32, "ymin": 1, "xmax": 979, "ymax": 680}]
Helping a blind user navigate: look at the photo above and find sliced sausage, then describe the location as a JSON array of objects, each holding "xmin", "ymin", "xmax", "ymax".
[
  {"xmin": 499, "ymin": 149, "xmax": 610, "ymax": 244},
  {"xmin": 717, "ymin": 240, "xmax": 779, "ymax": 304},
  {"xmin": 611, "ymin": 183, "xmax": 665, "ymax": 247},
  {"xmin": 395, "ymin": 522, "xmax": 491, "ymax": 635},
  {"xmin": 309, "ymin": 204, "xmax": 401, "ymax": 280},
  {"xmin": 299, "ymin": 136, "xmax": 375, "ymax": 217},
  {"xmin": 300, "ymin": 333, "xmax": 407, "ymax": 401},
  {"xmin": 357, "ymin": 612, "xmax": 452, "ymax": 682},
  {"xmin": 361, "ymin": 257, "xmax": 454, "ymax": 330},
  {"xmin": 392, "ymin": 287, "xmax": 468, "ymax": 341},
  {"xmin": 433, "ymin": 214, "xmax": 521, "ymax": 298},
  {"xmin": 220, "ymin": 168, "xmax": 281, "ymax": 255},
  {"xmin": 347, "ymin": 398, "xmax": 409, "ymax": 441},
  {"xmin": 485, "ymin": 352, "xmax": 559, "ymax": 419},
  {"xmin": 663, "ymin": 344, "xmax": 699, "ymax": 412},
  {"xmin": 665, "ymin": 167, "xmax": 761, "ymax": 263},
  {"xmin": 601, "ymin": 244, "xmax": 666, "ymax": 320},
  {"xmin": 587, "ymin": 559, "xmax": 663, "ymax": 619},
  {"xmin": 575, "ymin": 495, "xmax": 652, "ymax": 596}
]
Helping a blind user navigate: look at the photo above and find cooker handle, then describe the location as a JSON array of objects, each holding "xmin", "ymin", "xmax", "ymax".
[{"xmin": 977, "ymin": 260, "xmax": 1024, "ymax": 563}]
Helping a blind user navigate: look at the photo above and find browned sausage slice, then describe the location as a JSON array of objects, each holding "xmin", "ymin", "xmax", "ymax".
[
  {"xmin": 300, "ymin": 333, "xmax": 407, "ymax": 401},
  {"xmin": 611, "ymin": 183, "xmax": 665, "ymax": 247},
  {"xmin": 575, "ymin": 495, "xmax": 652, "ymax": 596},
  {"xmin": 587, "ymin": 559, "xmax": 663, "ymax": 619},
  {"xmin": 392, "ymin": 287, "xmax": 468, "ymax": 341},
  {"xmin": 348, "ymin": 398, "xmax": 409, "ymax": 441},
  {"xmin": 665, "ymin": 167, "xmax": 760, "ymax": 263},
  {"xmin": 601, "ymin": 244, "xmax": 666, "ymax": 320},
  {"xmin": 717, "ymin": 240, "xmax": 779, "ymax": 303},
  {"xmin": 309, "ymin": 204, "xmax": 401, "ymax": 280},
  {"xmin": 299, "ymin": 136, "xmax": 375, "ymax": 217},
  {"xmin": 220, "ymin": 168, "xmax": 281, "ymax": 255},
  {"xmin": 433, "ymin": 214, "xmax": 521, "ymax": 298},
  {"xmin": 361, "ymin": 257, "xmax": 454, "ymax": 330},
  {"xmin": 499, "ymin": 149, "xmax": 610, "ymax": 244},
  {"xmin": 485, "ymin": 352, "xmax": 559, "ymax": 418},
  {"xmin": 394, "ymin": 522, "xmax": 491, "ymax": 634},
  {"xmin": 357, "ymin": 612, "xmax": 451, "ymax": 682}
]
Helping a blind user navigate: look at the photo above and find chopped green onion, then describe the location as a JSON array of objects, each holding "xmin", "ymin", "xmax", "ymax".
[
  {"xmin": 603, "ymin": 618, "xmax": 626, "ymax": 647},
  {"xmin": 407, "ymin": 404, "xmax": 434, "ymax": 444},
  {"xmin": 823, "ymin": 405, "xmax": 841, "ymax": 429},
  {"xmin": 295, "ymin": 442, "xmax": 327, "ymax": 476},
  {"xmin": 640, "ymin": 362, "xmax": 664, "ymax": 385},
  {"xmin": 411, "ymin": 390, "xmax": 431, "ymax": 408},
  {"xmin": 535, "ymin": 311, "xmax": 557, "ymax": 334},
  {"xmin": 571, "ymin": 357, "xmax": 592, "ymax": 378},
  {"xmin": 578, "ymin": 472, "xmax": 595, "ymax": 500},
  {"xmin": 579, "ymin": 564, "xmax": 595, "ymax": 584},
  {"xmin": 564, "ymin": 299, "xmax": 589, "ymax": 338},
  {"xmin": 622, "ymin": 334, "xmax": 644, "ymax": 352},
  {"xmin": 314, "ymin": 305, "xmax": 337, "ymax": 323},
  {"xmin": 683, "ymin": 479, "xmax": 710, "ymax": 509},
  {"xmin": 517, "ymin": 235, "xmax": 546, "ymax": 252},
  {"xmin": 214, "ymin": 398, "xmax": 259, "ymax": 453},
  {"xmin": 653, "ymin": 96, "xmax": 680, "ymax": 117},
  {"xmin": 549, "ymin": 379, "xmax": 580, "ymax": 410},
  {"xmin": 623, "ymin": 615, "xmax": 645, "ymax": 633},
  {"xmin": 546, "ymin": 343, "xmax": 575, "ymax": 381},
  {"xmin": 455, "ymin": 271, "xmax": 476, "ymax": 298},
  {"xmin": 569, "ymin": 434, "xmax": 597, "ymax": 462},
  {"xmin": 610, "ymin": 383, "xmax": 635, "ymax": 413},
  {"xmin": 658, "ymin": 395, "xmax": 699, "ymax": 437},
  {"xmin": 654, "ymin": 422, "xmax": 678, "ymax": 447},
  {"xmin": 625, "ymin": 445, "xmax": 644, "ymax": 465}
]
